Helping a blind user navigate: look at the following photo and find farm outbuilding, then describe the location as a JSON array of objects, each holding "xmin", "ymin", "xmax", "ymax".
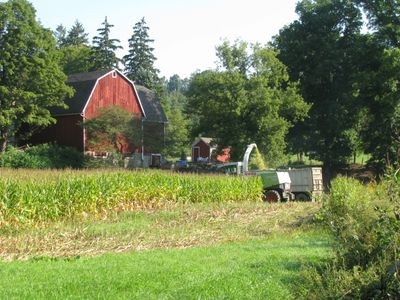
[
  {"xmin": 28, "ymin": 69, "xmax": 167, "ymax": 159},
  {"xmin": 191, "ymin": 137, "xmax": 230, "ymax": 163}
]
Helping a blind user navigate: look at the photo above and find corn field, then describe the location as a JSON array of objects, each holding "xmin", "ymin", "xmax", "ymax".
[{"xmin": 0, "ymin": 169, "xmax": 262, "ymax": 226}]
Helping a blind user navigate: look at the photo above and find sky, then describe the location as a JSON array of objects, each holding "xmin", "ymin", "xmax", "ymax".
[{"xmin": 29, "ymin": 0, "xmax": 299, "ymax": 79}]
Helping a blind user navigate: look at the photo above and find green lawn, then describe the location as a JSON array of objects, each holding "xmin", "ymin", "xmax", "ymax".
[
  {"xmin": 287, "ymin": 152, "xmax": 371, "ymax": 166},
  {"xmin": 0, "ymin": 230, "xmax": 331, "ymax": 299}
]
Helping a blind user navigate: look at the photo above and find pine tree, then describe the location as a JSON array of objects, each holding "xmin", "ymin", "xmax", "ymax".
[
  {"xmin": 65, "ymin": 20, "xmax": 89, "ymax": 46},
  {"xmin": 91, "ymin": 17, "xmax": 122, "ymax": 70},
  {"xmin": 54, "ymin": 24, "xmax": 67, "ymax": 47},
  {"xmin": 123, "ymin": 17, "xmax": 159, "ymax": 88},
  {"xmin": 54, "ymin": 21, "xmax": 93, "ymax": 75}
]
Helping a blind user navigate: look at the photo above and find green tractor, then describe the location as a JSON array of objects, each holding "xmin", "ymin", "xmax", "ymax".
[
  {"xmin": 255, "ymin": 170, "xmax": 292, "ymax": 202},
  {"xmin": 217, "ymin": 143, "xmax": 292, "ymax": 202},
  {"xmin": 243, "ymin": 143, "xmax": 292, "ymax": 202}
]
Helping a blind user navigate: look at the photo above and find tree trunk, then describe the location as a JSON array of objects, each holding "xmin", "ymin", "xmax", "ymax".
[
  {"xmin": 0, "ymin": 132, "xmax": 8, "ymax": 153},
  {"xmin": 322, "ymin": 163, "xmax": 340, "ymax": 191},
  {"xmin": 0, "ymin": 140, "xmax": 7, "ymax": 153}
]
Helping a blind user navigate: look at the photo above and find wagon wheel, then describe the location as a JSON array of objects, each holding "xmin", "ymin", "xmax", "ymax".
[
  {"xmin": 295, "ymin": 192, "xmax": 311, "ymax": 201},
  {"xmin": 263, "ymin": 190, "xmax": 281, "ymax": 203}
]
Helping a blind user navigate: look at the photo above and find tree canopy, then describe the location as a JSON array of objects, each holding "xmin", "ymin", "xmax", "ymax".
[
  {"xmin": 58, "ymin": 45, "xmax": 94, "ymax": 75},
  {"xmin": 54, "ymin": 21, "xmax": 94, "ymax": 75},
  {"xmin": 274, "ymin": 0, "xmax": 364, "ymax": 167},
  {"xmin": 356, "ymin": 0, "xmax": 400, "ymax": 168},
  {"xmin": 273, "ymin": 0, "xmax": 400, "ymax": 169},
  {"xmin": 0, "ymin": 0, "xmax": 73, "ymax": 152},
  {"xmin": 186, "ymin": 40, "xmax": 310, "ymax": 165},
  {"xmin": 161, "ymin": 91, "xmax": 190, "ymax": 158}
]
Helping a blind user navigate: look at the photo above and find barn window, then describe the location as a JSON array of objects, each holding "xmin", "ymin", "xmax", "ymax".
[{"xmin": 112, "ymin": 71, "xmax": 117, "ymax": 78}]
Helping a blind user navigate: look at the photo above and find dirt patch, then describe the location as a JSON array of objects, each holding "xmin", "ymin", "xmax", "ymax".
[{"xmin": 336, "ymin": 164, "xmax": 378, "ymax": 183}]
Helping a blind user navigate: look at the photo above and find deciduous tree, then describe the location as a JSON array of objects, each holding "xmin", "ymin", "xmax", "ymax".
[
  {"xmin": 84, "ymin": 106, "xmax": 141, "ymax": 154},
  {"xmin": 355, "ymin": 0, "xmax": 400, "ymax": 168},
  {"xmin": 54, "ymin": 21, "xmax": 93, "ymax": 75},
  {"xmin": 162, "ymin": 91, "xmax": 190, "ymax": 158},
  {"xmin": 0, "ymin": 0, "xmax": 73, "ymax": 152},
  {"xmin": 58, "ymin": 45, "xmax": 94, "ymax": 75},
  {"xmin": 167, "ymin": 74, "xmax": 189, "ymax": 93},
  {"xmin": 273, "ymin": 0, "xmax": 365, "ymax": 169},
  {"xmin": 186, "ymin": 41, "xmax": 309, "ymax": 165}
]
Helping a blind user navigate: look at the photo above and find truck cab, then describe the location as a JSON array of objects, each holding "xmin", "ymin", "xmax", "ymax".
[{"xmin": 251, "ymin": 170, "xmax": 292, "ymax": 202}]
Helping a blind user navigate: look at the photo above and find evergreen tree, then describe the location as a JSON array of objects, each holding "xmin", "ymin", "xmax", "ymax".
[
  {"xmin": 0, "ymin": 0, "xmax": 73, "ymax": 152},
  {"xmin": 54, "ymin": 24, "xmax": 67, "ymax": 47},
  {"xmin": 65, "ymin": 20, "xmax": 89, "ymax": 46},
  {"xmin": 123, "ymin": 17, "xmax": 159, "ymax": 88},
  {"xmin": 91, "ymin": 17, "xmax": 122, "ymax": 70}
]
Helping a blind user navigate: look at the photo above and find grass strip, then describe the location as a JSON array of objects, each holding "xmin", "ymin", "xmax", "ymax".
[{"xmin": 0, "ymin": 230, "xmax": 332, "ymax": 300}]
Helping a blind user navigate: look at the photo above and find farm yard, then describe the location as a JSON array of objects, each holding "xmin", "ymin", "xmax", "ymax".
[{"xmin": 0, "ymin": 0, "xmax": 399, "ymax": 298}]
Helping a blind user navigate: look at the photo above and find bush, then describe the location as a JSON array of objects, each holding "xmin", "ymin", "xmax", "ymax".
[
  {"xmin": 0, "ymin": 144, "xmax": 85, "ymax": 169},
  {"xmin": 0, "ymin": 146, "xmax": 43, "ymax": 168},
  {"xmin": 300, "ymin": 172, "xmax": 400, "ymax": 299}
]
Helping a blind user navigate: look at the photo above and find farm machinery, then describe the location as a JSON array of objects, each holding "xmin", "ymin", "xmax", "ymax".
[{"xmin": 216, "ymin": 143, "xmax": 323, "ymax": 202}]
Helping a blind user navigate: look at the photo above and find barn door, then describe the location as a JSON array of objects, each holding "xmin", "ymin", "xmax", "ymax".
[
  {"xmin": 151, "ymin": 154, "xmax": 161, "ymax": 167},
  {"xmin": 193, "ymin": 147, "xmax": 200, "ymax": 162}
]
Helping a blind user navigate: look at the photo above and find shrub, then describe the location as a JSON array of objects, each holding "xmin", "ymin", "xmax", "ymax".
[
  {"xmin": 301, "ymin": 172, "xmax": 400, "ymax": 299},
  {"xmin": 0, "ymin": 146, "xmax": 45, "ymax": 168},
  {"xmin": 0, "ymin": 144, "xmax": 84, "ymax": 169}
]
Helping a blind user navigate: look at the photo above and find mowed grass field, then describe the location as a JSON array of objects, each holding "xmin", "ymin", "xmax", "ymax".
[{"xmin": 0, "ymin": 169, "xmax": 332, "ymax": 299}]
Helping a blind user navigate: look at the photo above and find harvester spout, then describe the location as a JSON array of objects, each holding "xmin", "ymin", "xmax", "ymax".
[{"xmin": 243, "ymin": 143, "xmax": 257, "ymax": 173}]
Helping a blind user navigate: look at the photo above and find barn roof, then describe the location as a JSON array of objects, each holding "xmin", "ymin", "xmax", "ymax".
[
  {"xmin": 191, "ymin": 137, "xmax": 216, "ymax": 148},
  {"xmin": 136, "ymin": 85, "xmax": 167, "ymax": 123},
  {"xmin": 49, "ymin": 70, "xmax": 107, "ymax": 115},
  {"xmin": 50, "ymin": 69, "xmax": 167, "ymax": 123}
]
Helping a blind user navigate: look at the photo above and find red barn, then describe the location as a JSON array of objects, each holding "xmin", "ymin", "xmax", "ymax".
[
  {"xmin": 29, "ymin": 69, "xmax": 167, "ymax": 156},
  {"xmin": 191, "ymin": 137, "xmax": 230, "ymax": 163}
]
